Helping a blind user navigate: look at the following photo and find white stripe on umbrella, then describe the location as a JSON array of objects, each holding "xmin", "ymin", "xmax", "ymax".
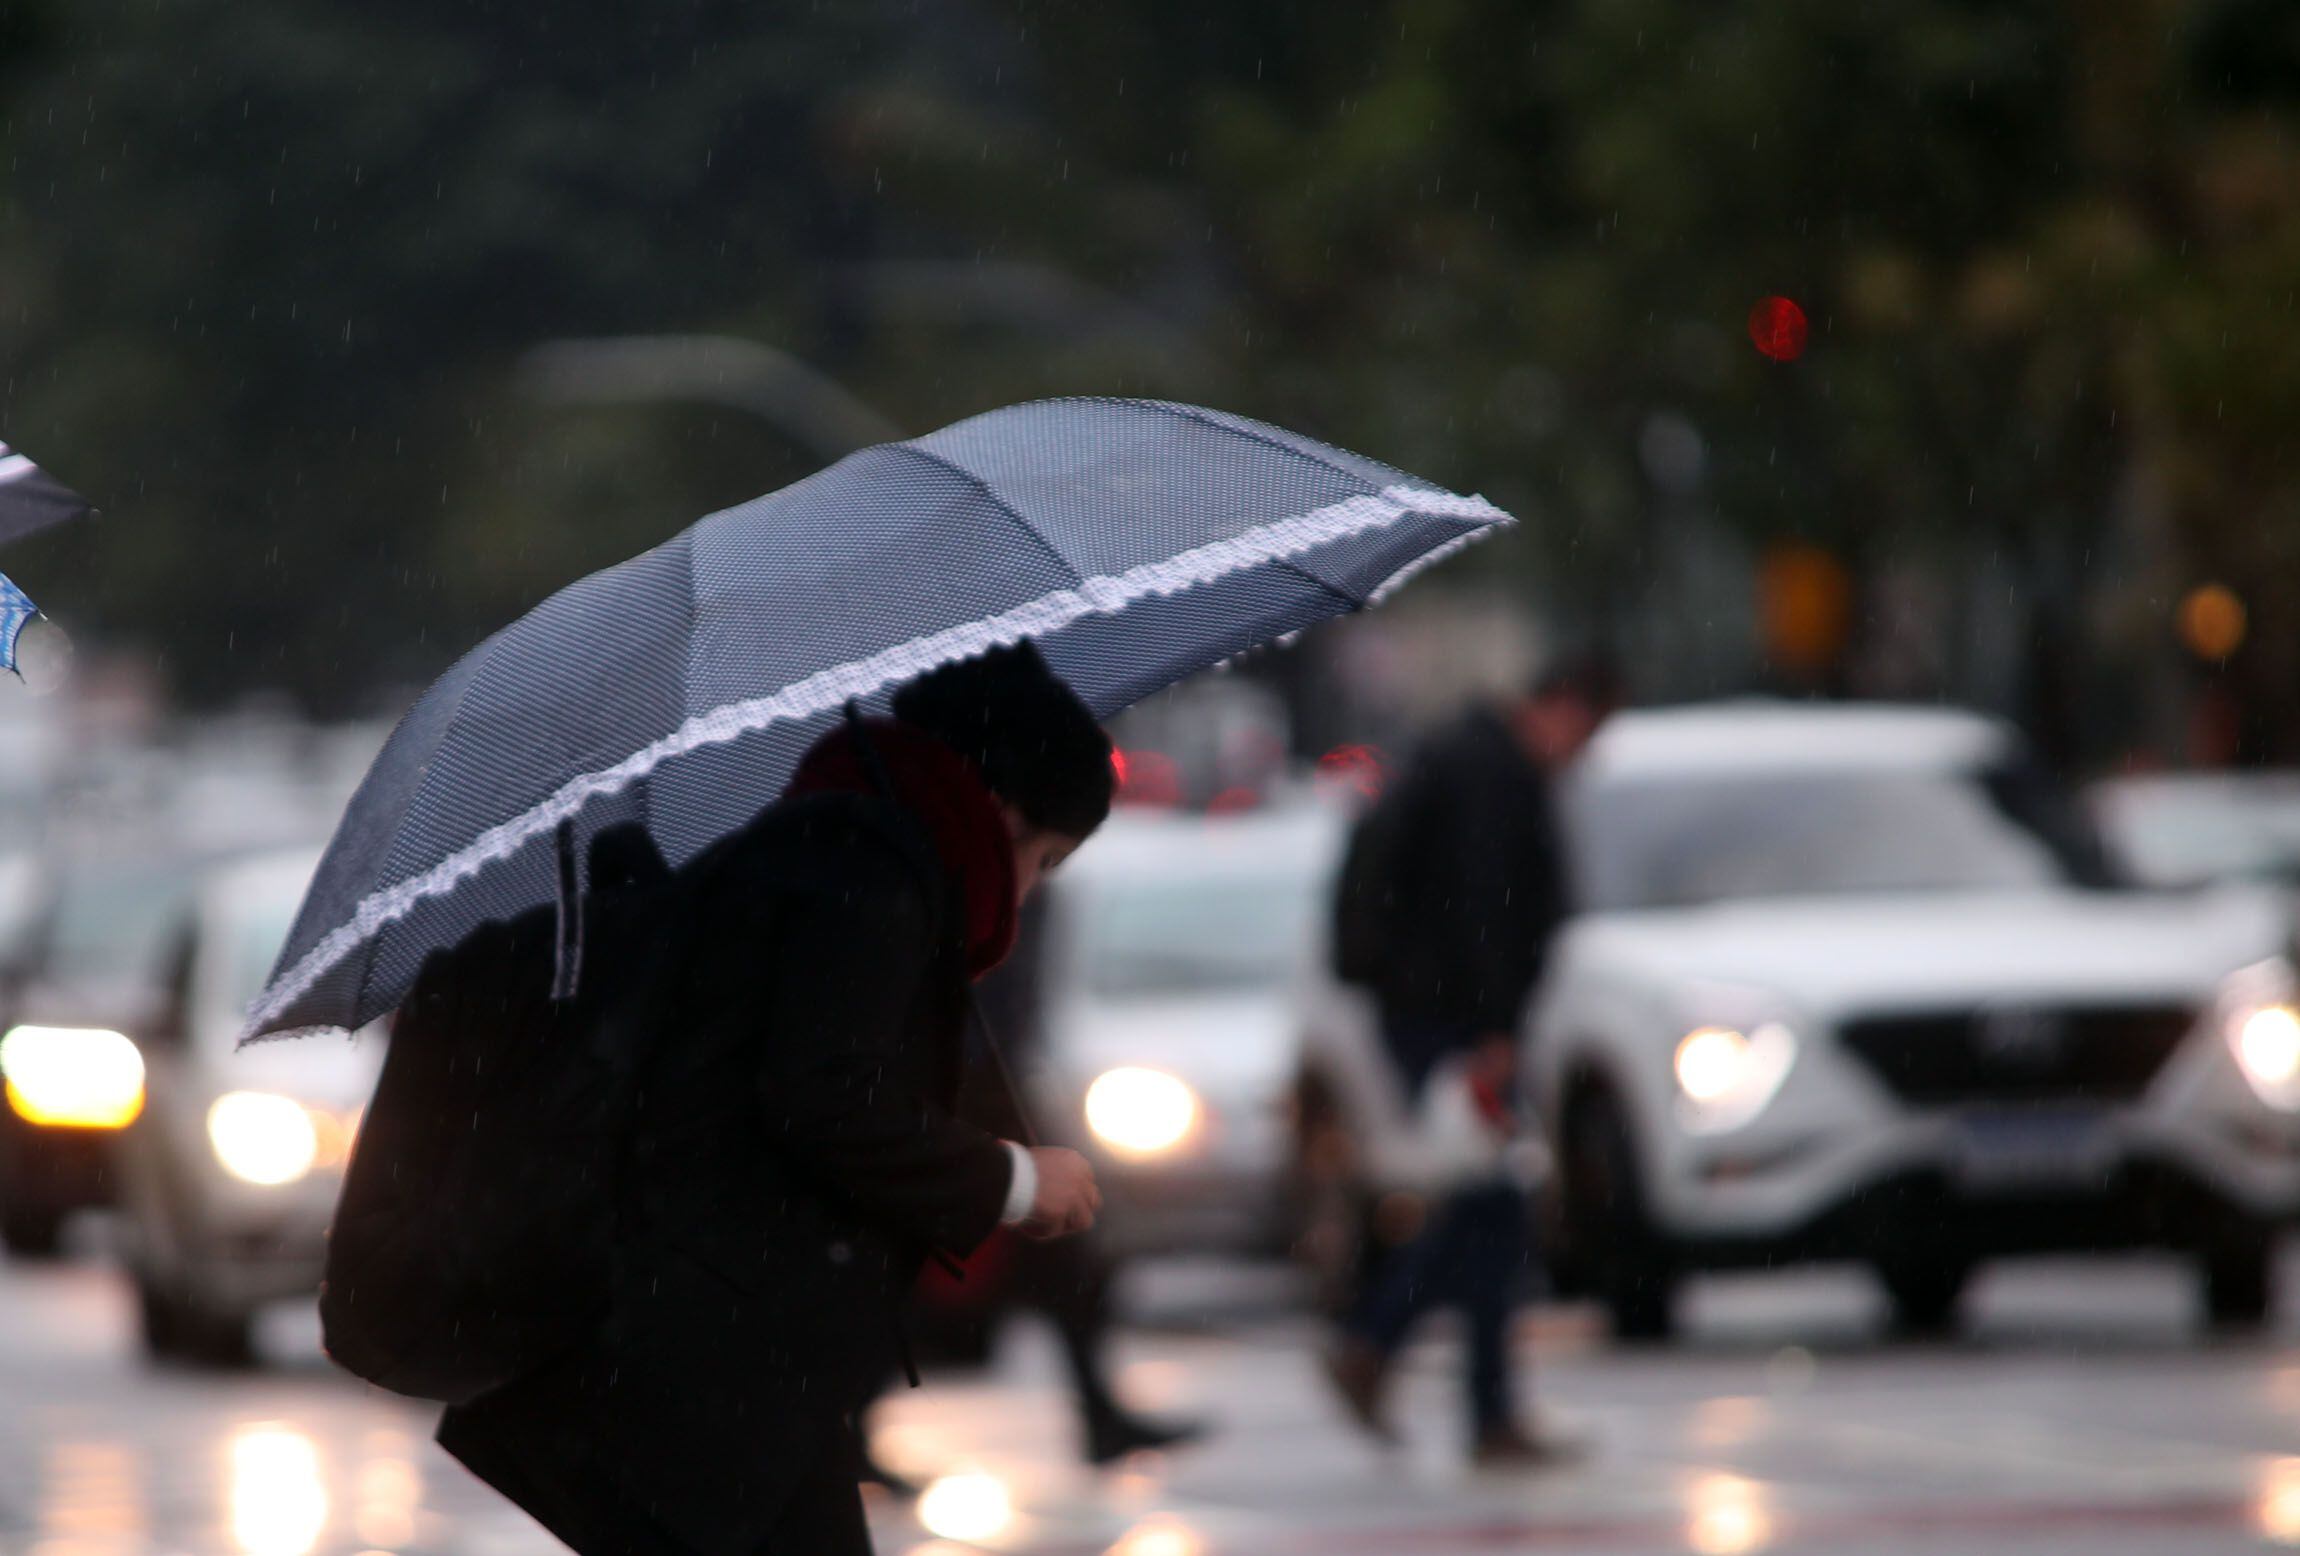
[
  {"xmin": 244, "ymin": 480, "xmax": 1508, "ymax": 1037},
  {"xmin": 0, "ymin": 454, "xmax": 37, "ymax": 486}
]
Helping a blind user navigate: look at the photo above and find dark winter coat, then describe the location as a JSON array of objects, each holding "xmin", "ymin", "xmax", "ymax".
[
  {"xmin": 436, "ymin": 792, "xmax": 1014, "ymax": 1554},
  {"xmin": 1332, "ymin": 707, "xmax": 1574, "ymax": 1074}
]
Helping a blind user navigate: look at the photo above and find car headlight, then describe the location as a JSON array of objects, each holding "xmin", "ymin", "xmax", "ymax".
[
  {"xmin": 1084, "ymin": 1067, "xmax": 1199, "ymax": 1157},
  {"xmin": 1672, "ymin": 1022, "xmax": 1797, "ymax": 1134},
  {"xmin": 0, "ymin": 1025, "xmax": 145, "ymax": 1129},
  {"xmin": 2224, "ymin": 960, "xmax": 2300, "ymax": 1110},
  {"xmin": 207, "ymin": 1092, "xmax": 320, "ymax": 1186}
]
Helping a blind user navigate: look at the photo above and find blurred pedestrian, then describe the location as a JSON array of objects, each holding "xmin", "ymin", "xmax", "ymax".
[
  {"xmin": 859, "ymin": 896, "xmax": 1204, "ymax": 1487},
  {"xmin": 1321, "ymin": 653, "xmax": 1620, "ymax": 1466},
  {"xmin": 436, "ymin": 643, "xmax": 1113, "ymax": 1556}
]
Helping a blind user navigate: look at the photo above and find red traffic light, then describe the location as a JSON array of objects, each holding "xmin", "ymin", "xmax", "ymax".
[{"xmin": 1748, "ymin": 296, "xmax": 1809, "ymax": 362}]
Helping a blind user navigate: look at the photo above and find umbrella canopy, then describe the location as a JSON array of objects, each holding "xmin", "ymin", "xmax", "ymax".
[
  {"xmin": 244, "ymin": 397, "xmax": 1512, "ymax": 1041},
  {"xmin": 0, "ymin": 573, "xmax": 36, "ymax": 674},
  {"xmin": 0, "ymin": 439, "xmax": 93, "ymax": 545}
]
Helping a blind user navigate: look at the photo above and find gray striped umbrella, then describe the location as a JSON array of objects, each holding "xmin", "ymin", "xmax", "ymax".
[{"xmin": 244, "ymin": 398, "xmax": 1513, "ymax": 1041}]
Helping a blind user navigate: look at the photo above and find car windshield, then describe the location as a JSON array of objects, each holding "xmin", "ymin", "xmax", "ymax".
[
  {"xmin": 38, "ymin": 858, "xmax": 204, "ymax": 990},
  {"xmin": 225, "ymin": 891, "xmax": 303, "ymax": 1018},
  {"xmin": 1077, "ymin": 872, "xmax": 1321, "ymax": 999},
  {"xmin": 2105, "ymin": 787, "xmax": 2300, "ymax": 888},
  {"xmin": 1574, "ymin": 763, "xmax": 2108, "ymax": 911}
]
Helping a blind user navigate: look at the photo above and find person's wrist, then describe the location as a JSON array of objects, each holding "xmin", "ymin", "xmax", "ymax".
[{"xmin": 998, "ymin": 1140, "xmax": 1038, "ymax": 1225}]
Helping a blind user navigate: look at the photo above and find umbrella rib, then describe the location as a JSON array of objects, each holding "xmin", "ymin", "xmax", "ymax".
[{"xmin": 879, "ymin": 442, "xmax": 1083, "ymax": 586}]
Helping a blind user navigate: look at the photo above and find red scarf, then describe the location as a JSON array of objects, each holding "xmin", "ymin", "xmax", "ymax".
[{"xmin": 783, "ymin": 718, "xmax": 1020, "ymax": 979}]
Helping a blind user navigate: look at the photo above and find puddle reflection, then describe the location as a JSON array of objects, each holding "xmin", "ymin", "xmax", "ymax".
[
  {"xmin": 2257, "ymin": 1456, "xmax": 2300, "ymax": 1546},
  {"xmin": 1684, "ymin": 1471, "xmax": 1775, "ymax": 1556},
  {"xmin": 228, "ymin": 1424, "xmax": 330, "ymax": 1556},
  {"xmin": 353, "ymin": 1453, "xmax": 423, "ymax": 1550},
  {"xmin": 1105, "ymin": 1515, "xmax": 1205, "ymax": 1556},
  {"xmin": 32, "ymin": 1441, "xmax": 146, "ymax": 1556}
]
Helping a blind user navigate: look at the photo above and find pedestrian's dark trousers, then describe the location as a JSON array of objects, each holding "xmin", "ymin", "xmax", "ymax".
[{"xmin": 1349, "ymin": 1182, "xmax": 1530, "ymax": 1435}]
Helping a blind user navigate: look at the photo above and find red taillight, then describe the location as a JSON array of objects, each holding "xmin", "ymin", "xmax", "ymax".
[
  {"xmin": 1114, "ymin": 748, "xmax": 1181, "ymax": 807},
  {"xmin": 1316, "ymin": 743, "xmax": 1386, "ymax": 802}
]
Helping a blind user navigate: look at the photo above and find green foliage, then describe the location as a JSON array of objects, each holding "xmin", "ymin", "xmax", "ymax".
[{"xmin": 1, "ymin": 0, "xmax": 2294, "ymax": 750}]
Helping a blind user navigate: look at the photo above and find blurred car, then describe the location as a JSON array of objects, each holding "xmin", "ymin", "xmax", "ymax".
[
  {"xmin": 0, "ymin": 847, "xmax": 210, "ymax": 1256},
  {"xmin": 2091, "ymin": 771, "xmax": 2300, "ymax": 899},
  {"xmin": 1525, "ymin": 702, "xmax": 2299, "ymax": 1338},
  {"xmin": 112, "ymin": 845, "xmax": 380, "ymax": 1363},
  {"xmin": 1029, "ymin": 798, "xmax": 1345, "ymax": 1259},
  {"xmin": 1294, "ymin": 702, "xmax": 2300, "ymax": 1339}
]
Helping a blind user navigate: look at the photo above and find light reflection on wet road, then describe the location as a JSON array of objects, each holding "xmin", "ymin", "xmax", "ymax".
[{"xmin": 5, "ymin": 1246, "xmax": 2300, "ymax": 1554}]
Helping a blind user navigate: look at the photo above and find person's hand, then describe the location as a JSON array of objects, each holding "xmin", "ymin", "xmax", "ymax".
[
  {"xmin": 1467, "ymin": 1035, "xmax": 1521, "ymax": 1135},
  {"xmin": 1021, "ymin": 1146, "xmax": 1101, "ymax": 1239}
]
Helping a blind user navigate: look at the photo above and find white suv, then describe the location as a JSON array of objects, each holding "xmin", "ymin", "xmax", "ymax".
[{"xmin": 1532, "ymin": 702, "xmax": 2299, "ymax": 1338}]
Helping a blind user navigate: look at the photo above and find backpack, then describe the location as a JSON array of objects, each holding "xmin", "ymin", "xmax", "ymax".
[{"xmin": 318, "ymin": 822, "xmax": 676, "ymax": 1405}]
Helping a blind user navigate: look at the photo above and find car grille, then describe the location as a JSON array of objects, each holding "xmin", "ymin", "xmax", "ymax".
[{"xmin": 1838, "ymin": 1003, "xmax": 2199, "ymax": 1105}]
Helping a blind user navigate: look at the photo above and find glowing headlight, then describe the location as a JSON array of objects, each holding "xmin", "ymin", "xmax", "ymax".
[
  {"xmin": 2233, "ymin": 1004, "xmax": 2300, "ymax": 1110},
  {"xmin": 208, "ymin": 1092, "xmax": 319, "ymax": 1186},
  {"xmin": 1084, "ymin": 1067, "xmax": 1198, "ymax": 1157},
  {"xmin": 1672, "ymin": 1022, "xmax": 1797, "ymax": 1134},
  {"xmin": 917, "ymin": 1472, "xmax": 1012, "ymax": 1543},
  {"xmin": 0, "ymin": 1025, "xmax": 145, "ymax": 1129},
  {"xmin": 2221, "ymin": 959, "xmax": 2300, "ymax": 1111}
]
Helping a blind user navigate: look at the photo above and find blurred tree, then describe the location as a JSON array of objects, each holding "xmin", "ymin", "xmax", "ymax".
[{"xmin": 0, "ymin": 0, "xmax": 2293, "ymax": 761}]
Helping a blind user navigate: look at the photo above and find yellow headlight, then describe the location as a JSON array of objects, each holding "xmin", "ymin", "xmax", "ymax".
[
  {"xmin": 208, "ymin": 1092, "xmax": 320, "ymax": 1186},
  {"xmin": 1084, "ymin": 1066, "xmax": 1199, "ymax": 1157},
  {"xmin": 0, "ymin": 1025, "xmax": 145, "ymax": 1129}
]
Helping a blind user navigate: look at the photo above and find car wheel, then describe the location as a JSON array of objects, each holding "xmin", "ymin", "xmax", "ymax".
[
  {"xmin": 2202, "ymin": 1237, "xmax": 2275, "ymax": 1331},
  {"xmin": 0, "ymin": 1200, "xmax": 64, "ymax": 1259},
  {"xmin": 137, "ymin": 1277, "xmax": 255, "ymax": 1368},
  {"xmin": 1562, "ymin": 1088, "xmax": 1678, "ymax": 1343},
  {"xmin": 1876, "ymin": 1256, "xmax": 1970, "ymax": 1337}
]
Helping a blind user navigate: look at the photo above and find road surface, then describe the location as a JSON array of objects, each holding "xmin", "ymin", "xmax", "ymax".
[{"xmin": 3, "ymin": 1241, "xmax": 2299, "ymax": 1555}]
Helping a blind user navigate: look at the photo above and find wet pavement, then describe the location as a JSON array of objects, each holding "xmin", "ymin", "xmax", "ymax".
[{"xmin": 4, "ymin": 1241, "xmax": 2300, "ymax": 1554}]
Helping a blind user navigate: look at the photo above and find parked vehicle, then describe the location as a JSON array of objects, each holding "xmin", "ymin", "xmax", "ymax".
[
  {"xmin": 111, "ymin": 845, "xmax": 381, "ymax": 1363},
  {"xmin": 1030, "ymin": 798, "xmax": 1345, "ymax": 1259}
]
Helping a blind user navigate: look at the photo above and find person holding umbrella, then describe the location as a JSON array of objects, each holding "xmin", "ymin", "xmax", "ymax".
[
  {"xmin": 437, "ymin": 642, "xmax": 1110, "ymax": 1554},
  {"xmin": 251, "ymin": 399, "xmax": 1513, "ymax": 1554}
]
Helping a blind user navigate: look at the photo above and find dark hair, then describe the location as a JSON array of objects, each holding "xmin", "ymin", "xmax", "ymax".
[
  {"xmin": 1528, "ymin": 649, "xmax": 1625, "ymax": 711},
  {"xmin": 892, "ymin": 640, "xmax": 1114, "ymax": 839}
]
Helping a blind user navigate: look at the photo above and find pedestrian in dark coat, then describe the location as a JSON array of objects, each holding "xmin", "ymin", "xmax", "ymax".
[
  {"xmin": 1323, "ymin": 653, "xmax": 1618, "ymax": 1466},
  {"xmin": 437, "ymin": 642, "xmax": 1114, "ymax": 1555},
  {"xmin": 855, "ymin": 893, "xmax": 1204, "ymax": 1484}
]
